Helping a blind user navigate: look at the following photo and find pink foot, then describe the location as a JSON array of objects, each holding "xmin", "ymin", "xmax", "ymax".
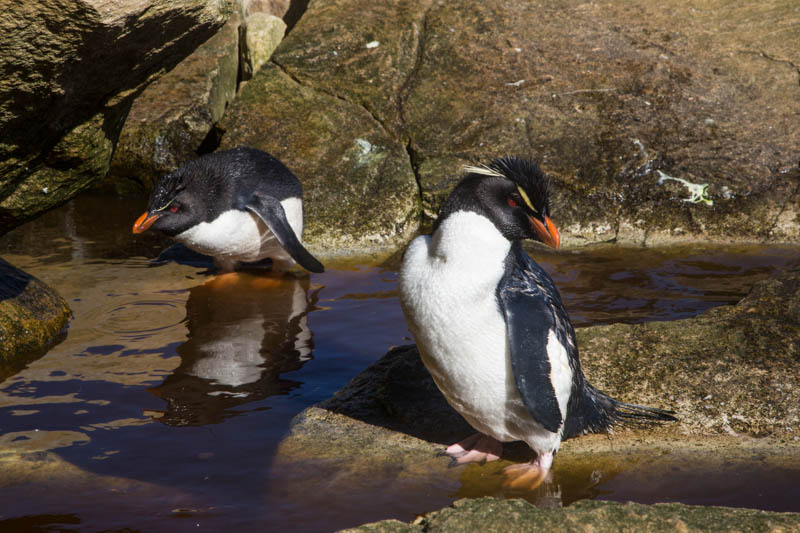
[
  {"xmin": 502, "ymin": 451, "xmax": 553, "ymax": 491},
  {"xmin": 443, "ymin": 433, "xmax": 503, "ymax": 465}
]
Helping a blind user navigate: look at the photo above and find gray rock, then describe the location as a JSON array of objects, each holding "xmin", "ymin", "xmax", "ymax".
[
  {"xmin": 343, "ymin": 497, "xmax": 800, "ymax": 532},
  {"xmin": 239, "ymin": 0, "xmax": 290, "ymax": 18},
  {"xmin": 0, "ymin": 259, "xmax": 70, "ymax": 379},
  {"xmin": 240, "ymin": 13, "xmax": 287, "ymax": 81},
  {"xmin": 0, "ymin": 111, "xmax": 117, "ymax": 227},
  {"xmin": 577, "ymin": 267, "xmax": 800, "ymax": 438},
  {"xmin": 213, "ymin": 0, "xmax": 799, "ymax": 251},
  {"xmin": 0, "ymin": 0, "xmax": 232, "ymax": 235}
]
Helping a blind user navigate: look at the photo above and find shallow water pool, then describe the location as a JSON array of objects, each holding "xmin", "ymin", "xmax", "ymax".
[{"xmin": 0, "ymin": 195, "xmax": 798, "ymax": 531}]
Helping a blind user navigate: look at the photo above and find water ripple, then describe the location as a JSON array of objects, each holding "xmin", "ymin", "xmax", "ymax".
[{"xmin": 81, "ymin": 295, "xmax": 187, "ymax": 342}]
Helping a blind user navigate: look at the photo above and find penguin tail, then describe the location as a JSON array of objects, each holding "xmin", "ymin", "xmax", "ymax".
[{"xmin": 563, "ymin": 383, "xmax": 677, "ymax": 439}]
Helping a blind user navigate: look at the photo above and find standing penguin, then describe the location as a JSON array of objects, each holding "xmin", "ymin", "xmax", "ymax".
[
  {"xmin": 399, "ymin": 157, "xmax": 675, "ymax": 488},
  {"xmin": 132, "ymin": 147, "xmax": 324, "ymax": 274}
]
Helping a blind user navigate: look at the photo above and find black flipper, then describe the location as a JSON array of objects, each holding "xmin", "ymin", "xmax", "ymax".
[
  {"xmin": 497, "ymin": 244, "xmax": 572, "ymax": 433},
  {"xmin": 244, "ymin": 193, "xmax": 325, "ymax": 273},
  {"xmin": 498, "ymin": 243, "xmax": 677, "ymax": 439}
]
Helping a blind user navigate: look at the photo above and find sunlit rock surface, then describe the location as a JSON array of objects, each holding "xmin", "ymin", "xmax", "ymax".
[
  {"xmin": 342, "ymin": 497, "xmax": 800, "ymax": 532},
  {"xmin": 241, "ymin": 13, "xmax": 288, "ymax": 81},
  {"xmin": 0, "ymin": 260, "xmax": 70, "ymax": 375},
  {"xmin": 0, "ymin": 0, "xmax": 232, "ymax": 235},
  {"xmin": 577, "ymin": 267, "xmax": 800, "ymax": 438},
  {"xmin": 218, "ymin": 0, "xmax": 799, "ymax": 249},
  {"xmin": 218, "ymin": 65, "xmax": 422, "ymax": 253}
]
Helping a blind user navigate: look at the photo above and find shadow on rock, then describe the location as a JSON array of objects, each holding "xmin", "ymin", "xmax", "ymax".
[{"xmin": 319, "ymin": 344, "xmax": 474, "ymax": 446}]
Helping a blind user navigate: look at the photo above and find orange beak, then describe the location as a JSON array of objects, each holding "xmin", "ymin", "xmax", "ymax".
[
  {"xmin": 530, "ymin": 215, "xmax": 561, "ymax": 248},
  {"xmin": 132, "ymin": 212, "xmax": 159, "ymax": 234}
]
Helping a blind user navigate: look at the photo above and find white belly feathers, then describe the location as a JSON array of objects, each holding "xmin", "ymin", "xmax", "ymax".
[{"xmin": 175, "ymin": 197, "xmax": 303, "ymax": 268}]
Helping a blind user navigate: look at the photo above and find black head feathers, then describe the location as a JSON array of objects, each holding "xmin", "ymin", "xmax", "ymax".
[
  {"xmin": 463, "ymin": 156, "xmax": 553, "ymax": 219},
  {"xmin": 433, "ymin": 156, "xmax": 559, "ymax": 247}
]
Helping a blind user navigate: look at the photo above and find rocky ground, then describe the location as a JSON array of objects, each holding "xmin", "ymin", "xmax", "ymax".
[{"xmin": 97, "ymin": 0, "xmax": 800, "ymax": 254}]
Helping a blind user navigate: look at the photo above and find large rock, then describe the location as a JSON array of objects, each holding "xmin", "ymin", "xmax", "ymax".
[
  {"xmin": 216, "ymin": 0, "xmax": 799, "ymax": 251},
  {"xmin": 273, "ymin": 268, "xmax": 800, "ymax": 505},
  {"xmin": 0, "ymin": 0, "xmax": 232, "ymax": 235},
  {"xmin": 344, "ymin": 497, "xmax": 800, "ymax": 532},
  {"xmin": 0, "ymin": 260, "xmax": 71, "ymax": 379},
  {"xmin": 240, "ymin": 13, "xmax": 287, "ymax": 81}
]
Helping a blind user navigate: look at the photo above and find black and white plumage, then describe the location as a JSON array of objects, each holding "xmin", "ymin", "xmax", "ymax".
[
  {"xmin": 133, "ymin": 147, "xmax": 324, "ymax": 274},
  {"xmin": 398, "ymin": 156, "xmax": 675, "ymax": 487}
]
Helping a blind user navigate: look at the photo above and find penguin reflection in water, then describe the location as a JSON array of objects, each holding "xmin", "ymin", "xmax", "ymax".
[
  {"xmin": 133, "ymin": 147, "xmax": 324, "ymax": 274},
  {"xmin": 399, "ymin": 157, "xmax": 675, "ymax": 489},
  {"xmin": 149, "ymin": 274, "xmax": 315, "ymax": 426}
]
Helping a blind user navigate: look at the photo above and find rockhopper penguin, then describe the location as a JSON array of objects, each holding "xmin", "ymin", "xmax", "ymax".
[
  {"xmin": 398, "ymin": 157, "xmax": 675, "ymax": 489},
  {"xmin": 132, "ymin": 147, "xmax": 324, "ymax": 274}
]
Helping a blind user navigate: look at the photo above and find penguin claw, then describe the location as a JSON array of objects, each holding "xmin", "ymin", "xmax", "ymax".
[{"xmin": 441, "ymin": 433, "xmax": 503, "ymax": 466}]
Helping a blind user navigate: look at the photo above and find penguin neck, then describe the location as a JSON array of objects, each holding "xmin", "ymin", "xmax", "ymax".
[{"xmin": 430, "ymin": 210, "xmax": 512, "ymax": 270}]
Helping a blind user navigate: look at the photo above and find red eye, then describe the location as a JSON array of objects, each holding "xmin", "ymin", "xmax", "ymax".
[
  {"xmin": 169, "ymin": 205, "xmax": 179, "ymax": 213},
  {"xmin": 507, "ymin": 197, "xmax": 517, "ymax": 207}
]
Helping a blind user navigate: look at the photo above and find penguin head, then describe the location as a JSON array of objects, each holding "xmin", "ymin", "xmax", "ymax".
[
  {"xmin": 132, "ymin": 161, "xmax": 221, "ymax": 237},
  {"xmin": 434, "ymin": 156, "xmax": 561, "ymax": 248}
]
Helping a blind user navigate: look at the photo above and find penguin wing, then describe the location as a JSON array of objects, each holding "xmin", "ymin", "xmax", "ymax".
[
  {"xmin": 497, "ymin": 248, "xmax": 576, "ymax": 434},
  {"xmin": 243, "ymin": 193, "xmax": 325, "ymax": 273}
]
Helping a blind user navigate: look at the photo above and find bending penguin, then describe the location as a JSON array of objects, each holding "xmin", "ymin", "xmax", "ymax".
[
  {"xmin": 132, "ymin": 147, "xmax": 324, "ymax": 274},
  {"xmin": 398, "ymin": 157, "xmax": 675, "ymax": 489}
]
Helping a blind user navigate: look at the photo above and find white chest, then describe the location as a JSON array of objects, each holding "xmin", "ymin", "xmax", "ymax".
[
  {"xmin": 175, "ymin": 197, "xmax": 303, "ymax": 268},
  {"xmin": 398, "ymin": 212, "xmax": 563, "ymax": 452}
]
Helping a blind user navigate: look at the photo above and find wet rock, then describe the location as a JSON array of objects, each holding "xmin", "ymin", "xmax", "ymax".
[
  {"xmin": 0, "ymin": 0, "xmax": 232, "ymax": 235},
  {"xmin": 0, "ymin": 112, "xmax": 117, "ymax": 227},
  {"xmin": 578, "ymin": 267, "xmax": 800, "ymax": 438},
  {"xmin": 106, "ymin": 11, "xmax": 243, "ymax": 193},
  {"xmin": 0, "ymin": 260, "xmax": 70, "ymax": 378},
  {"xmin": 343, "ymin": 497, "xmax": 800, "ymax": 532},
  {"xmin": 218, "ymin": 64, "xmax": 420, "ymax": 253},
  {"xmin": 214, "ymin": 0, "xmax": 799, "ymax": 251}
]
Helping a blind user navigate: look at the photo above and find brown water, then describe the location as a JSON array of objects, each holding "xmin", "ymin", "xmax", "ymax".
[{"xmin": 0, "ymin": 195, "xmax": 798, "ymax": 532}]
